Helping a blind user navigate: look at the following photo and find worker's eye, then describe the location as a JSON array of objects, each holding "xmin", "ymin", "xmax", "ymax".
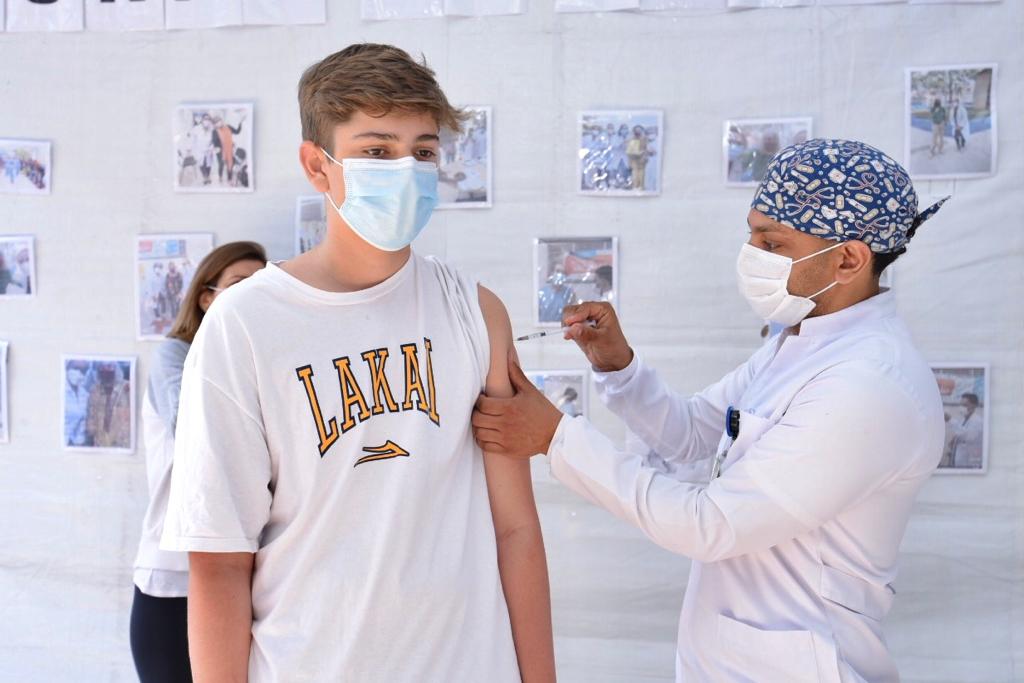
[
  {"xmin": 363, "ymin": 147, "xmax": 387, "ymax": 158},
  {"xmin": 415, "ymin": 149, "xmax": 437, "ymax": 160}
]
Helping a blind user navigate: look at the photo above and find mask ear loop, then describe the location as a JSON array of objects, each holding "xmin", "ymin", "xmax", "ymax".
[
  {"xmin": 793, "ymin": 241, "xmax": 845, "ymax": 301},
  {"xmin": 320, "ymin": 147, "xmax": 344, "ymax": 166},
  {"xmin": 792, "ymin": 241, "xmax": 845, "ymax": 265},
  {"xmin": 320, "ymin": 147, "xmax": 345, "ymax": 213},
  {"xmin": 807, "ymin": 279, "xmax": 840, "ymax": 300}
]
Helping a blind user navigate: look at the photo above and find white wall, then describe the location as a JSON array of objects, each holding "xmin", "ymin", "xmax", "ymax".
[{"xmin": 1, "ymin": 1, "xmax": 1021, "ymax": 681}]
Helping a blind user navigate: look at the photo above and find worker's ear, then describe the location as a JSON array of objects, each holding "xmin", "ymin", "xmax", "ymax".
[{"xmin": 834, "ymin": 241, "xmax": 873, "ymax": 285}]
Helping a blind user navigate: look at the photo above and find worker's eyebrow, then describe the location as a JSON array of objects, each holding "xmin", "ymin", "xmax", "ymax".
[{"xmin": 748, "ymin": 222, "xmax": 783, "ymax": 234}]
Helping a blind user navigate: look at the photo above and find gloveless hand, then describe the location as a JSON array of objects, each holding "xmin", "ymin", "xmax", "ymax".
[
  {"xmin": 562, "ymin": 301, "xmax": 634, "ymax": 373},
  {"xmin": 472, "ymin": 355, "xmax": 565, "ymax": 459}
]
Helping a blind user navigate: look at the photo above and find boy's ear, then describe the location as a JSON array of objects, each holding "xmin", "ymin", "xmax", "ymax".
[{"xmin": 299, "ymin": 141, "xmax": 332, "ymax": 193}]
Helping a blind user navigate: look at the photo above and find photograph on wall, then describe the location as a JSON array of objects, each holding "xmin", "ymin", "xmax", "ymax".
[
  {"xmin": 526, "ymin": 370, "xmax": 589, "ymax": 419},
  {"xmin": 295, "ymin": 195, "xmax": 327, "ymax": 255},
  {"xmin": 136, "ymin": 234, "xmax": 214, "ymax": 340},
  {"xmin": 0, "ymin": 235, "xmax": 36, "ymax": 298},
  {"xmin": 906, "ymin": 65, "xmax": 997, "ymax": 179},
  {"xmin": 932, "ymin": 364, "xmax": 989, "ymax": 473},
  {"xmin": 0, "ymin": 341, "xmax": 8, "ymax": 444},
  {"xmin": 438, "ymin": 106, "xmax": 492, "ymax": 209},
  {"xmin": 534, "ymin": 237, "xmax": 618, "ymax": 327},
  {"xmin": 173, "ymin": 103, "xmax": 253, "ymax": 192},
  {"xmin": 61, "ymin": 356, "xmax": 136, "ymax": 453},
  {"xmin": 723, "ymin": 117, "xmax": 812, "ymax": 186},
  {"xmin": 578, "ymin": 110, "xmax": 662, "ymax": 196},
  {"xmin": 0, "ymin": 139, "xmax": 51, "ymax": 195}
]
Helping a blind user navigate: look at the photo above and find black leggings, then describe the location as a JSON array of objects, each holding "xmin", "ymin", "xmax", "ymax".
[{"xmin": 129, "ymin": 586, "xmax": 193, "ymax": 683}]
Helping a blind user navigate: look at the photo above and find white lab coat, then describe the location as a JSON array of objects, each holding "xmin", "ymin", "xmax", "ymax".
[{"xmin": 548, "ymin": 292, "xmax": 944, "ymax": 682}]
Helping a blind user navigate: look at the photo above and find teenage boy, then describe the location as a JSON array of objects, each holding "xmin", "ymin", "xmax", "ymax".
[{"xmin": 162, "ymin": 44, "xmax": 555, "ymax": 682}]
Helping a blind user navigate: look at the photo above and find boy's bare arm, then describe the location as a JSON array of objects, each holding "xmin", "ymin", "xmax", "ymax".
[
  {"xmin": 188, "ymin": 552, "xmax": 255, "ymax": 683},
  {"xmin": 478, "ymin": 285, "xmax": 556, "ymax": 682}
]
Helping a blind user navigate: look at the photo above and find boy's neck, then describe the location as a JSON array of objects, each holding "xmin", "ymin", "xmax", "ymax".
[{"xmin": 283, "ymin": 218, "xmax": 411, "ymax": 293}]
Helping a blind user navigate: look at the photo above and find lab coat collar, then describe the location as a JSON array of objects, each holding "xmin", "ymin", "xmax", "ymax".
[{"xmin": 794, "ymin": 289, "xmax": 896, "ymax": 339}]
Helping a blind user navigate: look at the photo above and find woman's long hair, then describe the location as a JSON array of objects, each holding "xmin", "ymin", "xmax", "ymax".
[{"xmin": 167, "ymin": 241, "xmax": 267, "ymax": 344}]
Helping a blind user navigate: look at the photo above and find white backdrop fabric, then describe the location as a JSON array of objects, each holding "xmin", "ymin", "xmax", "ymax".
[{"xmin": 0, "ymin": 1, "xmax": 1021, "ymax": 681}]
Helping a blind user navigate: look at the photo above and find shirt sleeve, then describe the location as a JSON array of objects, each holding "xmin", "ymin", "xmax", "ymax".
[
  {"xmin": 738, "ymin": 363, "xmax": 929, "ymax": 528},
  {"xmin": 549, "ymin": 362, "xmax": 929, "ymax": 562},
  {"xmin": 593, "ymin": 350, "xmax": 763, "ymax": 466},
  {"xmin": 160, "ymin": 304, "xmax": 272, "ymax": 554},
  {"xmin": 148, "ymin": 339, "xmax": 189, "ymax": 433}
]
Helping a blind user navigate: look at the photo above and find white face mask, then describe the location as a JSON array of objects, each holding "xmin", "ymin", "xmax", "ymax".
[
  {"xmin": 736, "ymin": 242, "xmax": 843, "ymax": 327},
  {"xmin": 321, "ymin": 150, "xmax": 438, "ymax": 252}
]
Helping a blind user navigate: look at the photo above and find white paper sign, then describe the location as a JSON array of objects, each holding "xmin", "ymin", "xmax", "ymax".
[
  {"xmin": 556, "ymin": 0, "xmax": 639, "ymax": 10},
  {"xmin": 165, "ymin": 0, "xmax": 243, "ymax": 29},
  {"xmin": 7, "ymin": 0, "xmax": 85, "ymax": 32},
  {"xmin": 444, "ymin": 0, "xmax": 527, "ymax": 15},
  {"xmin": 639, "ymin": 0, "xmax": 725, "ymax": 8},
  {"xmin": 728, "ymin": 0, "xmax": 813, "ymax": 6},
  {"xmin": 361, "ymin": 0, "xmax": 444, "ymax": 20},
  {"xmin": 242, "ymin": 0, "xmax": 326, "ymax": 25},
  {"xmin": 85, "ymin": 0, "xmax": 165, "ymax": 31}
]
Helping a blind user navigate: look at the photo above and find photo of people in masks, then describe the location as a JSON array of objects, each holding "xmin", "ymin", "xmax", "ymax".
[{"xmin": 62, "ymin": 358, "xmax": 135, "ymax": 452}]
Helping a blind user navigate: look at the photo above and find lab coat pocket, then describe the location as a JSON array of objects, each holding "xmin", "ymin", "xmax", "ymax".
[
  {"xmin": 717, "ymin": 613, "xmax": 838, "ymax": 683},
  {"xmin": 820, "ymin": 564, "xmax": 895, "ymax": 622}
]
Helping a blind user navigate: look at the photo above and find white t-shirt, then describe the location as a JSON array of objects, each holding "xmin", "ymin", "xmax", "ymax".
[{"xmin": 161, "ymin": 254, "xmax": 520, "ymax": 682}]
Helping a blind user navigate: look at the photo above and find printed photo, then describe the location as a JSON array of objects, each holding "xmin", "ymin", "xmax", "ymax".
[
  {"xmin": 136, "ymin": 234, "xmax": 214, "ymax": 340},
  {"xmin": 534, "ymin": 237, "xmax": 618, "ymax": 326},
  {"xmin": 0, "ymin": 139, "xmax": 51, "ymax": 195},
  {"xmin": 295, "ymin": 195, "xmax": 327, "ymax": 255},
  {"xmin": 579, "ymin": 110, "xmax": 663, "ymax": 196},
  {"xmin": 723, "ymin": 117, "xmax": 812, "ymax": 186},
  {"xmin": 62, "ymin": 356, "xmax": 136, "ymax": 453},
  {"xmin": 0, "ymin": 235, "xmax": 36, "ymax": 298},
  {"xmin": 0, "ymin": 341, "xmax": 8, "ymax": 444},
  {"xmin": 932, "ymin": 364, "xmax": 989, "ymax": 473},
  {"xmin": 527, "ymin": 370, "xmax": 589, "ymax": 419},
  {"xmin": 906, "ymin": 65, "xmax": 997, "ymax": 179},
  {"xmin": 173, "ymin": 103, "xmax": 254, "ymax": 192},
  {"xmin": 438, "ymin": 106, "xmax": 492, "ymax": 208}
]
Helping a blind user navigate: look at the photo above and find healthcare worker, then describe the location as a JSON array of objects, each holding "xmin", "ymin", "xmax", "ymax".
[{"xmin": 473, "ymin": 139, "xmax": 949, "ymax": 682}]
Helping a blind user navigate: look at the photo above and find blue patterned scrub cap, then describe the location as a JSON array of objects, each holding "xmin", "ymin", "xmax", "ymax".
[{"xmin": 751, "ymin": 138, "xmax": 949, "ymax": 254}]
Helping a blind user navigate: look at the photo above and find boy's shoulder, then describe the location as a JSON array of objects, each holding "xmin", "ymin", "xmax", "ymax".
[{"xmin": 200, "ymin": 266, "xmax": 280, "ymax": 328}]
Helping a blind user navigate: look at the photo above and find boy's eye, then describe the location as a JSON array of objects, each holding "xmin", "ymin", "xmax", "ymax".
[
  {"xmin": 416, "ymin": 149, "xmax": 437, "ymax": 160},
  {"xmin": 364, "ymin": 148, "xmax": 386, "ymax": 157}
]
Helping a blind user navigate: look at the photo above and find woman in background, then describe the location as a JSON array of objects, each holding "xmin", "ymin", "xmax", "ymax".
[{"xmin": 130, "ymin": 241, "xmax": 266, "ymax": 683}]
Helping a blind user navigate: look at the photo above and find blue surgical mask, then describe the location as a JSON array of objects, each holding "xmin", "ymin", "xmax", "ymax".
[{"xmin": 321, "ymin": 150, "xmax": 438, "ymax": 252}]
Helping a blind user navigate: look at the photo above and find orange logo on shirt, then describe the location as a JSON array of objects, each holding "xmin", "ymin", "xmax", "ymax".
[
  {"xmin": 294, "ymin": 338, "xmax": 440, "ymax": 459},
  {"xmin": 354, "ymin": 441, "xmax": 410, "ymax": 467}
]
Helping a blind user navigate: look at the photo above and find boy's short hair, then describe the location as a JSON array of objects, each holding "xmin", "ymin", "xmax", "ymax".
[{"xmin": 298, "ymin": 43, "xmax": 465, "ymax": 152}]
